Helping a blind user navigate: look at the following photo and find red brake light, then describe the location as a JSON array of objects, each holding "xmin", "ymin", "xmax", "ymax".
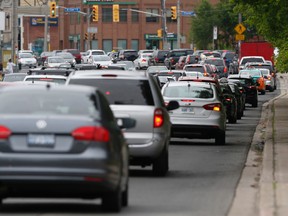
[
  {"xmin": 154, "ymin": 108, "xmax": 164, "ymax": 128},
  {"xmin": 0, "ymin": 126, "xmax": 11, "ymax": 139},
  {"xmin": 225, "ymin": 98, "xmax": 232, "ymax": 102},
  {"xmin": 155, "ymin": 57, "xmax": 159, "ymax": 62},
  {"xmin": 181, "ymin": 99, "xmax": 195, "ymax": 102},
  {"xmin": 203, "ymin": 103, "xmax": 221, "ymax": 111},
  {"xmin": 224, "ymin": 67, "xmax": 228, "ymax": 73},
  {"xmin": 72, "ymin": 126, "xmax": 109, "ymax": 142}
]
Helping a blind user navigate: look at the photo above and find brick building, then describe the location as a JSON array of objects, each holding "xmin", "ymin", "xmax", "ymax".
[{"xmin": 21, "ymin": 0, "xmax": 219, "ymax": 53}]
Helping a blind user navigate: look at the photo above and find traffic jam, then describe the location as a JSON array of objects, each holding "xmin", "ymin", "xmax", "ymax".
[{"xmin": 0, "ymin": 47, "xmax": 277, "ymax": 212}]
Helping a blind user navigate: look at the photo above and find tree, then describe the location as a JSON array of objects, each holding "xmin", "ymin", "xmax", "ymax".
[
  {"xmin": 231, "ymin": 0, "xmax": 288, "ymax": 72},
  {"xmin": 189, "ymin": 0, "xmax": 215, "ymax": 49}
]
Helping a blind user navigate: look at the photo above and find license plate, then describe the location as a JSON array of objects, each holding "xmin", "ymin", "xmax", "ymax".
[
  {"xmin": 181, "ymin": 107, "xmax": 194, "ymax": 113},
  {"xmin": 28, "ymin": 134, "xmax": 55, "ymax": 147}
]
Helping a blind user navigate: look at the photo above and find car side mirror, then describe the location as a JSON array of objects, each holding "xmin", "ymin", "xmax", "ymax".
[{"xmin": 166, "ymin": 100, "xmax": 179, "ymax": 111}]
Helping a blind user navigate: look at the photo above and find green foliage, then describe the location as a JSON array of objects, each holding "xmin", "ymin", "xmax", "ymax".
[
  {"xmin": 189, "ymin": 0, "xmax": 239, "ymax": 50},
  {"xmin": 231, "ymin": 0, "xmax": 288, "ymax": 72}
]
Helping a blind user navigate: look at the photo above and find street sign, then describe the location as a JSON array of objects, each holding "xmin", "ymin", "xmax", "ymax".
[
  {"xmin": 64, "ymin": 8, "xmax": 80, "ymax": 13},
  {"xmin": 234, "ymin": 23, "xmax": 246, "ymax": 35},
  {"xmin": 235, "ymin": 34, "xmax": 245, "ymax": 41},
  {"xmin": 88, "ymin": 27, "xmax": 97, "ymax": 33},
  {"xmin": 181, "ymin": 11, "xmax": 196, "ymax": 17}
]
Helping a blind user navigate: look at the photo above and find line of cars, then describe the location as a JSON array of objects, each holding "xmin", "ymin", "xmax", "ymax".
[{"xmin": 0, "ymin": 51, "xmax": 276, "ymax": 212}]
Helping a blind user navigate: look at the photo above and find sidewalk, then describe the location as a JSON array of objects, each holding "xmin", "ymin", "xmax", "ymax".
[{"xmin": 228, "ymin": 73, "xmax": 288, "ymax": 216}]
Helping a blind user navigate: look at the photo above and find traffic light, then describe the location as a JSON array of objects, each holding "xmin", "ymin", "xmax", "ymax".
[
  {"xmin": 92, "ymin": 33, "xmax": 96, "ymax": 40},
  {"xmin": 50, "ymin": 1, "xmax": 56, "ymax": 18},
  {"xmin": 92, "ymin": 5, "xmax": 98, "ymax": 22},
  {"xmin": 84, "ymin": 33, "xmax": 88, "ymax": 40},
  {"xmin": 171, "ymin": 6, "xmax": 177, "ymax": 20},
  {"xmin": 113, "ymin": 4, "xmax": 119, "ymax": 22},
  {"xmin": 157, "ymin": 29, "xmax": 162, "ymax": 38}
]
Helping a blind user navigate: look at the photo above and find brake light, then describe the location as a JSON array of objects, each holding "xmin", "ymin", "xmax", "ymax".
[
  {"xmin": 225, "ymin": 98, "xmax": 232, "ymax": 102},
  {"xmin": 181, "ymin": 99, "xmax": 195, "ymax": 102},
  {"xmin": 72, "ymin": 126, "xmax": 109, "ymax": 142},
  {"xmin": 0, "ymin": 126, "xmax": 11, "ymax": 139},
  {"xmin": 203, "ymin": 103, "xmax": 221, "ymax": 111},
  {"xmin": 224, "ymin": 67, "xmax": 228, "ymax": 73},
  {"xmin": 154, "ymin": 108, "xmax": 164, "ymax": 128},
  {"xmin": 155, "ymin": 57, "xmax": 159, "ymax": 62},
  {"xmin": 141, "ymin": 59, "xmax": 147, "ymax": 62}
]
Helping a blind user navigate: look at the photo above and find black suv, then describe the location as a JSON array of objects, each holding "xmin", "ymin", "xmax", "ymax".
[
  {"xmin": 149, "ymin": 50, "xmax": 169, "ymax": 65},
  {"xmin": 228, "ymin": 74, "xmax": 258, "ymax": 107},
  {"xmin": 118, "ymin": 49, "xmax": 138, "ymax": 61},
  {"xmin": 164, "ymin": 49, "xmax": 193, "ymax": 69}
]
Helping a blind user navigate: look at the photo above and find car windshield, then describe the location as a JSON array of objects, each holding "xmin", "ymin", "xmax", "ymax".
[
  {"xmin": 92, "ymin": 55, "xmax": 111, "ymax": 61},
  {"xmin": 0, "ymin": 91, "xmax": 99, "ymax": 116},
  {"xmin": 58, "ymin": 53, "xmax": 73, "ymax": 59},
  {"xmin": 241, "ymin": 58, "xmax": 264, "ymax": 65},
  {"xmin": 49, "ymin": 57, "xmax": 65, "ymax": 63},
  {"xmin": 204, "ymin": 59, "xmax": 224, "ymax": 66},
  {"xmin": 68, "ymin": 79, "xmax": 154, "ymax": 105},
  {"xmin": 19, "ymin": 53, "xmax": 33, "ymax": 58},
  {"xmin": 91, "ymin": 51, "xmax": 105, "ymax": 55},
  {"xmin": 163, "ymin": 85, "xmax": 214, "ymax": 98}
]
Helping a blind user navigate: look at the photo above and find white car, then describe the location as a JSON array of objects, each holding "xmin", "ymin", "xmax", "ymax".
[
  {"xmin": 133, "ymin": 53, "xmax": 153, "ymax": 69},
  {"xmin": 85, "ymin": 49, "xmax": 106, "ymax": 63},
  {"xmin": 23, "ymin": 75, "xmax": 67, "ymax": 85},
  {"xmin": 238, "ymin": 56, "xmax": 265, "ymax": 70},
  {"xmin": 88, "ymin": 55, "xmax": 112, "ymax": 66},
  {"xmin": 44, "ymin": 56, "xmax": 70, "ymax": 68},
  {"xmin": 17, "ymin": 53, "xmax": 37, "ymax": 68}
]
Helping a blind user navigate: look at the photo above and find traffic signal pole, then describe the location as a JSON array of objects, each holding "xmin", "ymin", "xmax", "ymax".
[
  {"xmin": 43, "ymin": 0, "xmax": 49, "ymax": 52},
  {"xmin": 177, "ymin": 0, "xmax": 181, "ymax": 49}
]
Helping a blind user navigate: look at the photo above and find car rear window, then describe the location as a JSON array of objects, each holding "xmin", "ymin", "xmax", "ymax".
[
  {"xmin": 185, "ymin": 66, "xmax": 204, "ymax": 72},
  {"xmin": 163, "ymin": 85, "xmax": 214, "ymax": 99},
  {"xmin": 204, "ymin": 59, "xmax": 224, "ymax": 66},
  {"xmin": 171, "ymin": 51, "xmax": 187, "ymax": 57},
  {"xmin": 69, "ymin": 79, "xmax": 154, "ymax": 105},
  {"xmin": 24, "ymin": 77, "xmax": 67, "ymax": 84},
  {"xmin": 241, "ymin": 58, "xmax": 264, "ymax": 65}
]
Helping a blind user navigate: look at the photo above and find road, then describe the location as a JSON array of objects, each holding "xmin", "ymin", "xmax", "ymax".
[{"xmin": 0, "ymin": 74, "xmax": 279, "ymax": 216}]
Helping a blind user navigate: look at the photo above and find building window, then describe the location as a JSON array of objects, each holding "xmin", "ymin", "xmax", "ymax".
[
  {"xmin": 131, "ymin": 8, "xmax": 139, "ymax": 22},
  {"xmin": 117, "ymin": 40, "xmax": 127, "ymax": 49},
  {"xmin": 146, "ymin": 9, "xmax": 159, "ymax": 23},
  {"xmin": 131, "ymin": 40, "xmax": 139, "ymax": 50},
  {"xmin": 120, "ymin": 8, "xmax": 127, "ymax": 22},
  {"xmin": 91, "ymin": 40, "xmax": 98, "ymax": 49},
  {"xmin": 102, "ymin": 8, "xmax": 112, "ymax": 22},
  {"xmin": 103, "ymin": 39, "xmax": 112, "ymax": 53}
]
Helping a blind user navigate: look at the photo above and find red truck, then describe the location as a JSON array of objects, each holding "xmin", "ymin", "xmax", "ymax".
[{"xmin": 240, "ymin": 41, "xmax": 275, "ymax": 65}]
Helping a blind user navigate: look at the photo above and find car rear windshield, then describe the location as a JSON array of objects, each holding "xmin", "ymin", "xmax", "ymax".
[
  {"xmin": 163, "ymin": 85, "xmax": 214, "ymax": 99},
  {"xmin": 204, "ymin": 59, "xmax": 224, "ymax": 66},
  {"xmin": 0, "ymin": 91, "xmax": 99, "ymax": 116},
  {"xmin": 185, "ymin": 66, "xmax": 204, "ymax": 72},
  {"xmin": 69, "ymin": 79, "xmax": 155, "ymax": 105},
  {"xmin": 171, "ymin": 51, "xmax": 187, "ymax": 57},
  {"xmin": 241, "ymin": 58, "xmax": 264, "ymax": 65}
]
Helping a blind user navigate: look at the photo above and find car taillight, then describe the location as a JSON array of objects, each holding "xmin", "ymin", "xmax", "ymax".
[
  {"xmin": 224, "ymin": 67, "xmax": 228, "ymax": 73},
  {"xmin": 155, "ymin": 57, "xmax": 159, "ymax": 62},
  {"xmin": 225, "ymin": 97, "xmax": 232, "ymax": 102},
  {"xmin": 203, "ymin": 103, "xmax": 221, "ymax": 112},
  {"xmin": 154, "ymin": 108, "xmax": 164, "ymax": 128},
  {"xmin": 142, "ymin": 59, "xmax": 147, "ymax": 62},
  {"xmin": 0, "ymin": 126, "xmax": 11, "ymax": 139},
  {"xmin": 181, "ymin": 99, "xmax": 195, "ymax": 102},
  {"xmin": 72, "ymin": 126, "xmax": 109, "ymax": 142}
]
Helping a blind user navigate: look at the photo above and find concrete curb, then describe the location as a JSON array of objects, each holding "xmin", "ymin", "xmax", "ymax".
[{"xmin": 228, "ymin": 74, "xmax": 288, "ymax": 216}]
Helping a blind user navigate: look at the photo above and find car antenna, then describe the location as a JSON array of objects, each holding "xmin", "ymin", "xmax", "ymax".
[{"xmin": 46, "ymin": 83, "xmax": 51, "ymax": 89}]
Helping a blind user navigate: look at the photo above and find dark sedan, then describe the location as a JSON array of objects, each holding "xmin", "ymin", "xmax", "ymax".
[{"xmin": 0, "ymin": 84, "xmax": 135, "ymax": 212}]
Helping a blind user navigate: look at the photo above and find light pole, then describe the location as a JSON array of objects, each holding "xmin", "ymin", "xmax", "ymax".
[
  {"xmin": 43, "ymin": 0, "xmax": 49, "ymax": 52},
  {"xmin": 11, "ymin": 0, "xmax": 18, "ymax": 61},
  {"xmin": 177, "ymin": 0, "xmax": 181, "ymax": 49}
]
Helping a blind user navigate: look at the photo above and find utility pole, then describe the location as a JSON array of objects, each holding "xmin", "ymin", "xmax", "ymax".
[
  {"xmin": 177, "ymin": 0, "xmax": 181, "ymax": 49},
  {"xmin": 87, "ymin": 7, "xmax": 90, "ymax": 50},
  {"xmin": 161, "ymin": 0, "xmax": 168, "ymax": 50},
  {"xmin": 43, "ymin": 0, "xmax": 49, "ymax": 52},
  {"xmin": 11, "ymin": 0, "xmax": 18, "ymax": 61},
  {"xmin": 238, "ymin": 13, "xmax": 242, "ymax": 57}
]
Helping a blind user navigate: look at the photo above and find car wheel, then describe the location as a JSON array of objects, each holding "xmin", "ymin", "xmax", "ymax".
[
  {"xmin": 269, "ymin": 86, "xmax": 274, "ymax": 92},
  {"xmin": 252, "ymin": 100, "xmax": 258, "ymax": 108},
  {"xmin": 102, "ymin": 187, "xmax": 122, "ymax": 212},
  {"xmin": 215, "ymin": 131, "xmax": 226, "ymax": 145},
  {"xmin": 261, "ymin": 90, "xmax": 266, "ymax": 95},
  {"xmin": 122, "ymin": 183, "xmax": 129, "ymax": 207},
  {"xmin": 228, "ymin": 114, "xmax": 237, "ymax": 124},
  {"xmin": 152, "ymin": 145, "xmax": 169, "ymax": 177}
]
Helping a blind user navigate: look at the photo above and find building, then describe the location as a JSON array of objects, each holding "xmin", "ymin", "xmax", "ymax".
[{"xmin": 20, "ymin": 0, "xmax": 219, "ymax": 53}]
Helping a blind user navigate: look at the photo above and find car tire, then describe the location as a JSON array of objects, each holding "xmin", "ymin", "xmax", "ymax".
[
  {"xmin": 18, "ymin": 64, "xmax": 22, "ymax": 70},
  {"xmin": 252, "ymin": 100, "xmax": 258, "ymax": 108},
  {"xmin": 269, "ymin": 86, "xmax": 274, "ymax": 92},
  {"xmin": 228, "ymin": 114, "xmax": 237, "ymax": 124},
  {"xmin": 261, "ymin": 90, "xmax": 266, "ymax": 95},
  {"xmin": 122, "ymin": 183, "xmax": 129, "ymax": 207},
  {"xmin": 102, "ymin": 187, "xmax": 122, "ymax": 212},
  {"xmin": 215, "ymin": 131, "xmax": 226, "ymax": 145},
  {"xmin": 152, "ymin": 145, "xmax": 169, "ymax": 177}
]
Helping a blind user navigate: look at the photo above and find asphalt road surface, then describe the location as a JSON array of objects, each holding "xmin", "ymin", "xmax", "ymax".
[{"xmin": 0, "ymin": 77, "xmax": 279, "ymax": 216}]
